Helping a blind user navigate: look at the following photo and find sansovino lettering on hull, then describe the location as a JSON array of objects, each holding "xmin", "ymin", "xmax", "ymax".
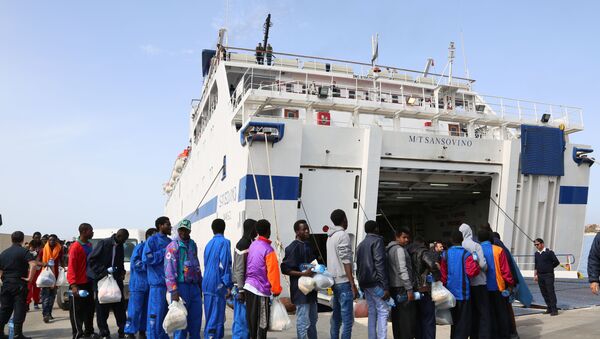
[{"xmin": 408, "ymin": 135, "xmax": 473, "ymax": 147}]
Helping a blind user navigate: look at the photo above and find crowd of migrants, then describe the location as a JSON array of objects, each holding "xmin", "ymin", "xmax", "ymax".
[{"xmin": 3, "ymin": 208, "xmax": 600, "ymax": 339}]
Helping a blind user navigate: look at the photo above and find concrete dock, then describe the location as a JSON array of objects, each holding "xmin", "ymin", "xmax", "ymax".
[{"xmin": 19, "ymin": 304, "xmax": 600, "ymax": 338}]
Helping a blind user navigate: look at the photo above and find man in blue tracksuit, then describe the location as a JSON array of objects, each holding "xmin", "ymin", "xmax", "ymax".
[
  {"xmin": 203, "ymin": 218, "xmax": 233, "ymax": 339},
  {"xmin": 142, "ymin": 216, "xmax": 172, "ymax": 339},
  {"xmin": 124, "ymin": 228, "xmax": 157, "ymax": 339}
]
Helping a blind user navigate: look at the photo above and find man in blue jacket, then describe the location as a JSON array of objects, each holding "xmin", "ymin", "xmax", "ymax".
[
  {"xmin": 203, "ymin": 219, "xmax": 233, "ymax": 339},
  {"xmin": 356, "ymin": 220, "xmax": 389, "ymax": 339},
  {"xmin": 142, "ymin": 216, "xmax": 172, "ymax": 339},
  {"xmin": 124, "ymin": 228, "xmax": 157, "ymax": 339}
]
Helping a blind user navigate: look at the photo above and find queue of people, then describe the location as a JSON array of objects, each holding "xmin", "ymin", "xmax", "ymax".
[{"xmin": 0, "ymin": 210, "xmax": 580, "ymax": 339}]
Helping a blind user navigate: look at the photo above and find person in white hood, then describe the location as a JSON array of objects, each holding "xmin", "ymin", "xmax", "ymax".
[{"xmin": 459, "ymin": 223, "xmax": 491, "ymax": 339}]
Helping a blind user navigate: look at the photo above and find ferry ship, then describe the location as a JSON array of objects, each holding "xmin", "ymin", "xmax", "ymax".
[{"xmin": 163, "ymin": 17, "xmax": 593, "ymax": 291}]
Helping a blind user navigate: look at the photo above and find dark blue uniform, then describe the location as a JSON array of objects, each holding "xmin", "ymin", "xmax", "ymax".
[{"xmin": 0, "ymin": 244, "xmax": 35, "ymax": 337}]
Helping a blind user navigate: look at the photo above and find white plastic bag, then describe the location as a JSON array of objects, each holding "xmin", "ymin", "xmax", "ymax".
[
  {"xmin": 163, "ymin": 299, "xmax": 188, "ymax": 333},
  {"xmin": 97, "ymin": 274, "xmax": 122, "ymax": 304},
  {"xmin": 313, "ymin": 273, "xmax": 334, "ymax": 290},
  {"xmin": 55, "ymin": 267, "xmax": 68, "ymax": 287},
  {"xmin": 298, "ymin": 276, "xmax": 316, "ymax": 295},
  {"xmin": 435, "ymin": 307, "xmax": 453, "ymax": 325},
  {"xmin": 269, "ymin": 297, "xmax": 291, "ymax": 331},
  {"xmin": 435, "ymin": 292, "xmax": 456, "ymax": 310},
  {"xmin": 431, "ymin": 281, "xmax": 452, "ymax": 304},
  {"xmin": 36, "ymin": 267, "xmax": 56, "ymax": 288}
]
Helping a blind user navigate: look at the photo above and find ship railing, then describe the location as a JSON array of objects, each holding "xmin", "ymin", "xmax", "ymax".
[
  {"xmin": 512, "ymin": 254, "xmax": 577, "ymax": 271},
  {"xmin": 476, "ymin": 95, "xmax": 584, "ymax": 131},
  {"xmin": 232, "ymin": 74, "xmax": 583, "ymax": 133},
  {"xmin": 223, "ymin": 46, "xmax": 474, "ymax": 89},
  {"xmin": 224, "ymin": 47, "xmax": 584, "ymax": 132}
]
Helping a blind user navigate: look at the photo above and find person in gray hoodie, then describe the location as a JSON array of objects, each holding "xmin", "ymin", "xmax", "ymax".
[
  {"xmin": 459, "ymin": 223, "xmax": 491, "ymax": 339},
  {"xmin": 327, "ymin": 209, "xmax": 357, "ymax": 339},
  {"xmin": 386, "ymin": 227, "xmax": 416, "ymax": 339}
]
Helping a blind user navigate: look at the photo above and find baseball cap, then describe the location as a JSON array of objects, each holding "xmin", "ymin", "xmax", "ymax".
[{"xmin": 177, "ymin": 219, "xmax": 191, "ymax": 230}]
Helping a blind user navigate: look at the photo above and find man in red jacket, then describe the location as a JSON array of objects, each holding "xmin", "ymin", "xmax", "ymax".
[{"xmin": 67, "ymin": 223, "xmax": 96, "ymax": 339}]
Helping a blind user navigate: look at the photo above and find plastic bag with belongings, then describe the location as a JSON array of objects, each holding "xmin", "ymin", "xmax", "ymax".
[
  {"xmin": 97, "ymin": 274, "xmax": 122, "ymax": 304},
  {"xmin": 55, "ymin": 266, "xmax": 68, "ymax": 287},
  {"xmin": 269, "ymin": 297, "xmax": 291, "ymax": 331},
  {"xmin": 313, "ymin": 272, "xmax": 334, "ymax": 290},
  {"xmin": 163, "ymin": 299, "xmax": 188, "ymax": 333},
  {"xmin": 435, "ymin": 307, "xmax": 453, "ymax": 325},
  {"xmin": 36, "ymin": 267, "xmax": 56, "ymax": 288},
  {"xmin": 431, "ymin": 281, "xmax": 454, "ymax": 306},
  {"xmin": 298, "ymin": 276, "xmax": 316, "ymax": 295}
]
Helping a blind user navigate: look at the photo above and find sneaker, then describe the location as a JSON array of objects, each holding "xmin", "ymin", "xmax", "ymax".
[
  {"xmin": 550, "ymin": 311, "xmax": 559, "ymax": 316},
  {"xmin": 43, "ymin": 316, "xmax": 50, "ymax": 323},
  {"xmin": 33, "ymin": 303, "xmax": 40, "ymax": 310},
  {"xmin": 49, "ymin": 315, "xmax": 55, "ymax": 320},
  {"xmin": 544, "ymin": 309, "xmax": 551, "ymax": 314}
]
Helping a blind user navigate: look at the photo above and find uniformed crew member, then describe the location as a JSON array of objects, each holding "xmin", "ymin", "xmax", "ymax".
[{"xmin": 0, "ymin": 231, "xmax": 38, "ymax": 339}]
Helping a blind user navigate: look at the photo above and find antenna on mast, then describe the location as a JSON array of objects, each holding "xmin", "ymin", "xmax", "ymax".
[
  {"xmin": 262, "ymin": 14, "xmax": 272, "ymax": 50},
  {"xmin": 460, "ymin": 30, "xmax": 470, "ymax": 79},
  {"xmin": 447, "ymin": 41, "xmax": 456, "ymax": 84},
  {"xmin": 224, "ymin": 0, "xmax": 229, "ymax": 45}
]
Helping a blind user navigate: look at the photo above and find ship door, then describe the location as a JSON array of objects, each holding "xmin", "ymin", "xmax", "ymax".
[{"xmin": 297, "ymin": 167, "xmax": 361, "ymax": 263}]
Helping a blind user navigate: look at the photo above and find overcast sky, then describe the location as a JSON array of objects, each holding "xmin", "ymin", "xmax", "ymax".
[{"xmin": 1, "ymin": 0, "xmax": 599, "ymax": 240}]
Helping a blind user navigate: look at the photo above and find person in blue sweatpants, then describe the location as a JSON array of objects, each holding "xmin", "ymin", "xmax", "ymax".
[
  {"xmin": 142, "ymin": 216, "xmax": 172, "ymax": 339},
  {"xmin": 124, "ymin": 228, "xmax": 157, "ymax": 338},
  {"xmin": 203, "ymin": 218, "xmax": 233, "ymax": 339},
  {"xmin": 165, "ymin": 219, "xmax": 203, "ymax": 339}
]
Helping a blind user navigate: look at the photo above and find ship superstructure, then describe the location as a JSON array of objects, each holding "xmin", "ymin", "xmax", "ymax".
[{"xmin": 164, "ymin": 24, "xmax": 592, "ymax": 288}]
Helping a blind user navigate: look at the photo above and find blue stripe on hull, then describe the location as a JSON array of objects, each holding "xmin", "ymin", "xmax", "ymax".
[
  {"xmin": 185, "ymin": 196, "xmax": 218, "ymax": 223},
  {"xmin": 238, "ymin": 175, "xmax": 299, "ymax": 201},
  {"xmin": 559, "ymin": 186, "xmax": 588, "ymax": 204}
]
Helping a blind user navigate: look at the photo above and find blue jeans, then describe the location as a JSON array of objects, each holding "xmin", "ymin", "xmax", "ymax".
[
  {"xmin": 330, "ymin": 282, "xmax": 354, "ymax": 339},
  {"xmin": 40, "ymin": 287, "xmax": 56, "ymax": 317},
  {"xmin": 364, "ymin": 287, "xmax": 389, "ymax": 339},
  {"xmin": 296, "ymin": 302, "xmax": 318, "ymax": 339}
]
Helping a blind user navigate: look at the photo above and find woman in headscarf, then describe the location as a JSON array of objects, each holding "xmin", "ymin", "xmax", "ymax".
[{"xmin": 231, "ymin": 219, "xmax": 257, "ymax": 339}]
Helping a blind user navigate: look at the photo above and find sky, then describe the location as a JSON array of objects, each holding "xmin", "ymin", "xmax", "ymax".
[{"xmin": 1, "ymin": 0, "xmax": 599, "ymax": 240}]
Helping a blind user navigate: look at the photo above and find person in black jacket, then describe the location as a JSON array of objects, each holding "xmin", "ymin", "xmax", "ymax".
[
  {"xmin": 407, "ymin": 236, "xmax": 439, "ymax": 339},
  {"xmin": 281, "ymin": 220, "xmax": 318, "ymax": 339},
  {"xmin": 0, "ymin": 231, "xmax": 37, "ymax": 339},
  {"xmin": 533, "ymin": 238, "xmax": 560, "ymax": 316},
  {"xmin": 356, "ymin": 220, "xmax": 389, "ymax": 339},
  {"xmin": 587, "ymin": 232, "xmax": 600, "ymax": 295},
  {"xmin": 87, "ymin": 229, "xmax": 129, "ymax": 338}
]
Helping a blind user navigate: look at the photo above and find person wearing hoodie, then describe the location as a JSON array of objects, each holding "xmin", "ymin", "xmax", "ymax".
[
  {"xmin": 356, "ymin": 220, "xmax": 389, "ymax": 339},
  {"xmin": 232, "ymin": 219, "xmax": 256, "ymax": 339},
  {"xmin": 386, "ymin": 227, "xmax": 416, "ymax": 339},
  {"xmin": 326, "ymin": 209, "xmax": 357, "ymax": 339},
  {"xmin": 458, "ymin": 223, "xmax": 490, "ymax": 339},
  {"xmin": 440, "ymin": 230, "xmax": 481, "ymax": 339},
  {"xmin": 244, "ymin": 219, "xmax": 282, "ymax": 339},
  {"xmin": 478, "ymin": 229, "xmax": 515, "ymax": 339}
]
